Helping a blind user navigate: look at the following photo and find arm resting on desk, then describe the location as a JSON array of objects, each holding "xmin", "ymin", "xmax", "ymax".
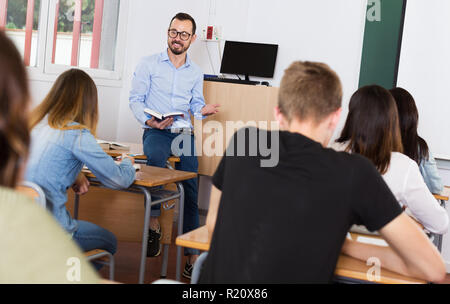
[
  {"xmin": 342, "ymin": 213, "xmax": 446, "ymax": 283},
  {"xmin": 205, "ymin": 185, "xmax": 222, "ymax": 236}
]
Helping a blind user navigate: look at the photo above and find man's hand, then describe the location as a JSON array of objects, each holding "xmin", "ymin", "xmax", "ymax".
[
  {"xmin": 72, "ymin": 173, "xmax": 90, "ymax": 195},
  {"xmin": 201, "ymin": 104, "xmax": 220, "ymax": 116},
  {"xmin": 146, "ymin": 117, "xmax": 174, "ymax": 129}
]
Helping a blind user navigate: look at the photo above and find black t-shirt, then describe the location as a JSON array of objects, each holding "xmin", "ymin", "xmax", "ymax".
[{"xmin": 199, "ymin": 128, "xmax": 402, "ymax": 284}]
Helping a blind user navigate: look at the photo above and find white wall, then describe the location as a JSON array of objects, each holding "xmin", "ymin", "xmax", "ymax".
[
  {"xmin": 395, "ymin": 0, "xmax": 450, "ymax": 271},
  {"xmin": 397, "ymin": 0, "xmax": 450, "ymax": 161},
  {"xmin": 115, "ymin": 0, "xmax": 368, "ymax": 143}
]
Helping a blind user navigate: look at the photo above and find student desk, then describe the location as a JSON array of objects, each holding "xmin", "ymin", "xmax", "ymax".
[
  {"xmin": 101, "ymin": 143, "xmax": 180, "ymax": 165},
  {"xmin": 176, "ymin": 225, "xmax": 210, "ymax": 251},
  {"xmin": 79, "ymin": 165, "xmax": 196, "ymax": 283},
  {"xmin": 175, "ymin": 226, "xmax": 426, "ymax": 284}
]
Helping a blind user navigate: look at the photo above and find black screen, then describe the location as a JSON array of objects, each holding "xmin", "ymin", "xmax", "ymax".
[{"xmin": 220, "ymin": 41, "xmax": 278, "ymax": 78}]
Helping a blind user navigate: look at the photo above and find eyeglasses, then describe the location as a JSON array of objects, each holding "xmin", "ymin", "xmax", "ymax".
[{"xmin": 168, "ymin": 29, "xmax": 192, "ymax": 41}]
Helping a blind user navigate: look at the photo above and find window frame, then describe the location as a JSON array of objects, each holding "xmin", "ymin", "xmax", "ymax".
[{"xmin": 26, "ymin": 0, "xmax": 129, "ymax": 87}]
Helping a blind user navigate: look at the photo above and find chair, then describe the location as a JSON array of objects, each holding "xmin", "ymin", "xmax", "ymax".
[
  {"xmin": 19, "ymin": 181, "xmax": 115, "ymax": 281},
  {"xmin": 191, "ymin": 251, "xmax": 208, "ymax": 284},
  {"xmin": 17, "ymin": 181, "xmax": 46, "ymax": 208}
]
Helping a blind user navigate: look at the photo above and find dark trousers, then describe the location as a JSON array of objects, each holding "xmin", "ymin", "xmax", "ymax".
[{"xmin": 143, "ymin": 128, "xmax": 199, "ymax": 256}]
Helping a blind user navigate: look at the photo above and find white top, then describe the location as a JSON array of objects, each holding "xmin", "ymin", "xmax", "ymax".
[{"xmin": 331, "ymin": 142, "xmax": 449, "ymax": 234}]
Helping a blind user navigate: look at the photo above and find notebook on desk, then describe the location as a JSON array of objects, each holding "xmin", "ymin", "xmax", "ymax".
[{"xmin": 97, "ymin": 139, "xmax": 130, "ymax": 151}]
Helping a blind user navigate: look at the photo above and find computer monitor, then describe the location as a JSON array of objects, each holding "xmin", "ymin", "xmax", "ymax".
[{"xmin": 220, "ymin": 41, "xmax": 278, "ymax": 81}]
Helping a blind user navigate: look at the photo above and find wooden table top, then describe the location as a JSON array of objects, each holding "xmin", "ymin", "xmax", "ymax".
[
  {"xmin": 175, "ymin": 226, "xmax": 425, "ymax": 284},
  {"xmin": 175, "ymin": 225, "xmax": 210, "ymax": 251},
  {"xmin": 335, "ymin": 255, "xmax": 425, "ymax": 284},
  {"xmin": 103, "ymin": 144, "xmax": 180, "ymax": 163},
  {"xmin": 84, "ymin": 165, "xmax": 197, "ymax": 188}
]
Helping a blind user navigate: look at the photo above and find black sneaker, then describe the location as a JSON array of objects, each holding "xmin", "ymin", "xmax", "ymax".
[
  {"xmin": 182, "ymin": 261, "xmax": 193, "ymax": 279},
  {"xmin": 147, "ymin": 227, "xmax": 161, "ymax": 257}
]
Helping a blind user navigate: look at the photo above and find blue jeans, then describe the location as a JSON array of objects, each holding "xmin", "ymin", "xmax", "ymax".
[
  {"xmin": 72, "ymin": 220, "xmax": 117, "ymax": 270},
  {"xmin": 143, "ymin": 128, "xmax": 200, "ymax": 256}
]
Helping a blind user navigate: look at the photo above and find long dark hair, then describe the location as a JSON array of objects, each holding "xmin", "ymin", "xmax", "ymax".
[
  {"xmin": 0, "ymin": 31, "xmax": 30, "ymax": 187},
  {"xmin": 389, "ymin": 87, "xmax": 429, "ymax": 165},
  {"xmin": 337, "ymin": 85, "xmax": 403, "ymax": 174}
]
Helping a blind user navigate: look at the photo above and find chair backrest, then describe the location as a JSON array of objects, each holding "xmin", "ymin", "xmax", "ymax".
[
  {"xmin": 16, "ymin": 181, "xmax": 46, "ymax": 209},
  {"xmin": 191, "ymin": 251, "xmax": 208, "ymax": 284}
]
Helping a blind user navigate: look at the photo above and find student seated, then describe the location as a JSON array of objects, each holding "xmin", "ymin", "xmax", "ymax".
[
  {"xmin": 199, "ymin": 61, "xmax": 446, "ymax": 283},
  {"xmin": 333, "ymin": 85, "xmax": 448, "ymax": 235},
  {"xmin": 26, "ymin": 69, "xmax": 136, "ymax": 263},
  {"xmin": 390, "ymin": 87, "xmax": 443, "ymax": 194},
  {"xmin": 0, "ymin": 31, "xmax": 99, "ymax": 283}
]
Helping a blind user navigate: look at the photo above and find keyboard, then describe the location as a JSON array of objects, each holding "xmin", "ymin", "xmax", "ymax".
[{"xmin": 204, "ymin": 77, "xmax": 260, "ymax": 86}]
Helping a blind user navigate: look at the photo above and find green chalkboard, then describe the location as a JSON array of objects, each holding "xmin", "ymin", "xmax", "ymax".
[{"xmin": 359, "ymin": 0, "xmax": 406, "ymax": 89}]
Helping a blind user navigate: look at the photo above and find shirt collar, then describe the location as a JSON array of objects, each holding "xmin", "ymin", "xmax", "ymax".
[{"xmin": 160, "ymin": 49, "xmax": 191, "ymax": 68}]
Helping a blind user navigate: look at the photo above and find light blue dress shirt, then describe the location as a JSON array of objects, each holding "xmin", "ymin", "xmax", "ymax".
[
  {"xmin": 25, "ymin": 120, "xmax": 136, "ymax": 234},
  {"xmin": 129, "ymin": 50, "xmax": 206, "ymax": 130}
]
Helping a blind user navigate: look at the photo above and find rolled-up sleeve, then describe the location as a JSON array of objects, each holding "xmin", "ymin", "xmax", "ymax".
[
  {"xmin": 190, "ymin": 72, "xmax": 207, "ymax": 120},
  {"xmin": 130, "ymin": 59, "xmax": 152, "ymax": 126}
]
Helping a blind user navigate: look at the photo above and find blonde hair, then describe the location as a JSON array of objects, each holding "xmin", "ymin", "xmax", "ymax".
[{"xmin": 30, "ymin": 69, "xmax": 98, "ymax": 135}]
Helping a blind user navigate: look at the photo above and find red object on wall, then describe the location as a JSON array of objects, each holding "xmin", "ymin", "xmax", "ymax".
[
  {"xmin": 0, "ymin": 0, "xmax": 8, "ymax": 29},
  {"xmin": 24, "ymin": 0, "xmax": 35, "ymax": 66},
  {"xmin": 207, "ymin": 26, "xmax": 213, "ymax": 40}
]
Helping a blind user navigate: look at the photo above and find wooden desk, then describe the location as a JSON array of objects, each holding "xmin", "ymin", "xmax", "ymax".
[
  {"xmin": 175, "ymin": 226, "xmax": 425, "ymax": 284},
  {"xmin": 175, "ymin": 225, "xmax": 210, "ymax": 251},
  {"xmin": 433, "ymin": 186, "xmax": 450, "ymax": 202},
  {"xmin": 198, "ymin": 82, "xmax": 279, "ymax": 176},
  {"xmin": 101, "ymin": 142, "xmax": 180, "ymax": 164},
  {"xmin": 79, "ymin": 165, "xmax": 196, "ymax": 283},
  {"xmin": 335, "ymin": 255, "xmax": 425, "ymax": 284}
]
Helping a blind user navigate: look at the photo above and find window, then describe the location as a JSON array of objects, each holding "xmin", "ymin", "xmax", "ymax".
[
  {"xmin": 0, "ymin": 0, "xmax": 42, "ymax": 67},
  {"xmin": 0, "ymin": 0, "xmax": 127, "ymax": 82}
]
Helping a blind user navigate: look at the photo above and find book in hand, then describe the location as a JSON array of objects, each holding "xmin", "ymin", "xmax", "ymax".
[
  {"xmin": 144, "ymin": 108, "xmax": 184, "ymax": 122},
  {"xmin": 96, "ymin": 139, "xmax": 130, "ymax": 151}
]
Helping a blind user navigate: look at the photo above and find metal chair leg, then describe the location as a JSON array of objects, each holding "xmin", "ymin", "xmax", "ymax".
[{"xmin": 160, "ymin": 244, "xmax": 170, "ymax": 278}]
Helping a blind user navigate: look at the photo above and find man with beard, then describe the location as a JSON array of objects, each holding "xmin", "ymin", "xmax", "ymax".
[{"xmin": 129, "ymin": 13, "xmax": 219, "ymax": 279}]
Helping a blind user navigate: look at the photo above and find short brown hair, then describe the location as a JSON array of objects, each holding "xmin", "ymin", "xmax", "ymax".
[
  {"xmin": 30, "ymin": 69, "xmax": 99, "ymax": 136},
  {"xmin": 278, "ymin": 61, "xmax": 342, "ymax": 123},
  {"xmin": 337, "ymin": 85, "xmax": 403, "ymax": 174},
  {"xmin": 0, "ymin": 31, "xmax": 30, "ymax": 188},
  {"xmin": 170, "ymin": 12, "xmax": 196, "ymax": 34}
]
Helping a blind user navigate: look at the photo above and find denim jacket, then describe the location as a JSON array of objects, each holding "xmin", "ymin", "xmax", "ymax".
[
  {"xmin": 419, "ymin": 150, "xmax": 443, "ymax": 194},
  {"xmin": 25, "ymin": 120, "xmax": 136, "ymax": 234}
]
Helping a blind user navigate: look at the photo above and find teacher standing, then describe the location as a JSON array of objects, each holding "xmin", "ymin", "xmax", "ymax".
[{"xmin": 129, "ymin": 12, "xmax": 219, "ymax": 279}]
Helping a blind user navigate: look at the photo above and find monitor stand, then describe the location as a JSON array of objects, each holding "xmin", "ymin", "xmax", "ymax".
[
  {"xmin": 204, "ymin": 75, "xmax": 261, "ymax": 86},
  {"xmin": 243, "ymin": 75, "xmax": 260, "ymax": 85}
]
